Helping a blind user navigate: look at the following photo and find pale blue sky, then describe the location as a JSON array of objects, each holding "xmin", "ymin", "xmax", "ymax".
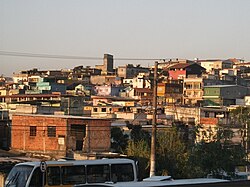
[{"xmin": 1, "ymin": 0, "xmax": 250, "ymax": 76}]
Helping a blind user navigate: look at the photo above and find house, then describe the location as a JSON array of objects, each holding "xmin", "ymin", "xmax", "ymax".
[
  {"xmin": 66, "ymin": 83, "xmax": 92, "ymax": 98},
  {"xmin": 196, "ymin": 105, "xmax": 246, "ymax": 147},
  {"xmin": 117, "ymin": 64, "xmax": 150, "ymax": 79},
  {"xmin": 68, "ymin": 65, "xmax": 99, "ymax": 83},
  {"xmin": 157, "ymin": 80, "xmax": 183, "ymax": 105},
  {"xmin": 164, "ymin": 105, "xmax": 232, "ymax": 142},
  {"xmin": 198, "ymin": 59, "xmax": 234, "ymax": 72},
  {"xmin": 167, "ymin": 63, "xmax": 206, "ymax": 80},
  {"xmin": 60, "ymin": 95, "xmax": 85, "ymax": 116},
  {"xmin": 91, "ymin": 95, "xmax": 139, "ymax": 118},
  {"xmin": 11, "ymin": 114, "xmax": 112, "ymax": 159},
  {"xmin": 123, "ymin": 78, "xmax": 133, "ymax": 87},
  {"xmin": 13, "ymin": 68, "xmax": 69, "ymax": 85},
  {"xmin": 133, "ymin": 88, "xmax": 153, "ymax": 106},
  {"xmin": 90, "ymin": 75, "xmax": 122, "ymax": 85},
  {"xmin": 132, "ymin": 73, "xmax": 151, "ymax": 88},
  {"xmin": 94, "ymin": 85, "xmax": 125, "ymax": 97},
  {"xmin": 12, "ymin": 95, "xmax": 85, "ymax": 116},
  {"xmin": 35, "ymin": 81, "xmax": 66, "ymax": 94},
  {"xmin": 183, "ymin": 76, "xmax": 203, "ymax": 106},
  {"xmin": 0, "ymin": 93, "xmax": 62, "ymax": 111},
  {"xmin": 203, "ymin": 85, "xmax": 249, "ymax": 106}
]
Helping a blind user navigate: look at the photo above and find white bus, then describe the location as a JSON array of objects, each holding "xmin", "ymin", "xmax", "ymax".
[{"xmin": 4, "ymin": 158, "xmax": 138, "ymax": 187}]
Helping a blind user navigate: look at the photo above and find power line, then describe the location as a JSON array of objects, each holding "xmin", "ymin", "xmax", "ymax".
[
  {"xmin": 0, "ymin": 51, "xmax": 102, "ymax": 60},
  {"xmin": 0, "ymin": 50, "xmax": 164, "ymax": 61}
]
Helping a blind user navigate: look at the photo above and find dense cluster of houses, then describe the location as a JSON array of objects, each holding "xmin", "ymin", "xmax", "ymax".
[{"xmin": 0, "ymin": 54, "xmax": 250, "ymax": 159}]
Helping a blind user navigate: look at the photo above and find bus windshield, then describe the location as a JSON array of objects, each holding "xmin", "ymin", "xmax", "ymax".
[{"xmin": 5, "ymin": 165, "xmax": 34, "ymax": 187}]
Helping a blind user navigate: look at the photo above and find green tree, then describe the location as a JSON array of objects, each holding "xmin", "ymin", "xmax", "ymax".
[
  {"xmin": 126, "ymin": 139, "xmax": 150, "ymax": 180},
  {"xmin": 188, "ymin": 126, "xmax": 246, "ymax": 178},
  {"xmin": 126, "ymin": 127, "xmax": 190, "ymax": 179},
  {"xmin": 156, "ymin": 128, "xmax": 190, "ymax": 178}
]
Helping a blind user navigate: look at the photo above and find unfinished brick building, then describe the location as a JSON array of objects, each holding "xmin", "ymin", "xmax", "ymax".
[{"xmin": 11, "ymin": 114, "xmax": 111, "ymax": 159}]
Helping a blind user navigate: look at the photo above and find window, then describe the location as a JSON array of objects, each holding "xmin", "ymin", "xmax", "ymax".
[
  {"xmin": 30, "ymin": 126, "xmax": 37, "ymax": 136},
  {"xmin": 185, "ymin": 83, "xmax": 192, "ymax": 89},
  {"xmin": 47, "ymin": 126, "xmax": 56, "ymax": 137},
  {"xmin": 101, "ymin": 108, "xmax": 107, "ymax": 112},
  {"xmin": 47, "ymin": 166, "xmax": 60, "ymax": 185},
  {"xmin": 5, "ymin": 165, "xmax": 33, "ymax": 187},
  {"xmin": 29, "ymin": 167, "xmax": 43, "ymax": 187},
  {"xmin": 87, "ymin": 165, "xmax": 110, "ymax": 183},
  {"xmin": 111, "ymin": 164, "xmax": 134, "ymax": 182},
  {"xmin": 93, "ymin": 108, "xmax": 98, "ymax": 112},
  {"xmin": 194, "ymin": 83, "xmax": 200, "ymax": 89},
  {"xmin": 62, "ymin": 165, "xmax": 86, "ymax": 185}
]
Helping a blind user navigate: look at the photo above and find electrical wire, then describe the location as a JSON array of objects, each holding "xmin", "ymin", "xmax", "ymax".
[{"xmin": 0, "ymin": 50, "xmax": 166, "ymax": 61}]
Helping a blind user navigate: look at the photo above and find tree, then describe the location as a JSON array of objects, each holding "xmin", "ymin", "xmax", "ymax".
[
  {"xmin": 126, "ymin": 127, "xmax": 190, "ymax": 179},
  {"xmin": 111, "ymin": 127, "xmax": 129, "ymax": 153},
  {"xmin": 127, "ymin": 139, "xmax": 150, "ymax": 180},
  {"xmin": 127, "ymin": 124, "xmax": 150, "ymax": 143},
  {"xmin": 156, "ymin": 128, "xmax": 190, "ymax": 178},
  {"xmin": 188, "ymin": 126, "xmax": 246, "ymax": 179}
]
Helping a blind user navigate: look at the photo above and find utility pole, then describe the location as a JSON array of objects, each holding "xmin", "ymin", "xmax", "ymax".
[
  {"xmin": 150, "ymin": 61, "xmax": 158, "ymax": 177},
  {"xmin": 245, "ymin": 120, "xmax": 248, "ymax": 172}
]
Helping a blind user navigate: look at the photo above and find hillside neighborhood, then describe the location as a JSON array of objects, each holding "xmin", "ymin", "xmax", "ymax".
[{"xmin": 0, "ymin": 54, "xmax": 249, "ymax": 160}]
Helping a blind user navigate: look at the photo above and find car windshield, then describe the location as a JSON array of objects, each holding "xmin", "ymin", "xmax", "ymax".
[{"xmin": 5, "ymin": 165, "xmax": 34, "ymax": 187}]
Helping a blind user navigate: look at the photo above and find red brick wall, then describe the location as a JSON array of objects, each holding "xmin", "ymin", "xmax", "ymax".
[
  {"xmin": 11, "ymin": 115, "xmax": 67, "ymax": 153},
  {"xmin": 86, "ymin": 120, "xmax": 110, "ymax": 152},
  {"xmin": 11, "ymin": 115, "xmax": 111, "ymax": 156}
]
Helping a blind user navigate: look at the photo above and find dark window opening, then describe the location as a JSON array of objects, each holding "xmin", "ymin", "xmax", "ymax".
[
  {"xmin": 30, "ymin": 126, "xmax": 37, "ymax": 136},
  {"xmin": 70, "ymin": 125, "xmax": 86, "ymax": 137},
  {"xmin": 47, "ymin": 126, "xmax": 56, "ymax": 137},
  {"xmin": 76, "ymin": 140, "xmax": 83, "ymax": 151}
]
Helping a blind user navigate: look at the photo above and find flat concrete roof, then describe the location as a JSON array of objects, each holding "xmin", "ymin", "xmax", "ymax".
[{"xmin": 12, "ymin": 113, "xmax": 114, "ymax": 120}]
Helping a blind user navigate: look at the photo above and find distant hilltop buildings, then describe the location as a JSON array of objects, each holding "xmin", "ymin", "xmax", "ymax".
[{"xmin": 0, "ymin": 54, "xmax": 249, "ymax": 159}]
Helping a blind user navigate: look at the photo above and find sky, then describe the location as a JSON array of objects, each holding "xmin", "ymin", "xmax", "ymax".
[{"xmin": 1, "ymin": 0, "xmax": 250, "ymax": 76}]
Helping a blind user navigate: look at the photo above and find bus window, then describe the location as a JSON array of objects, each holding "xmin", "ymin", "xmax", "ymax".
[
  {"xmin": 29, "ymin": 167, "xmax": 43, "ymax": 187},
  {"xmin": 87, "ymin": 165, "xmax": 110, "ymax": 183},
  {"xmin": 5, "ymin": 165, "xmax": 33, "ymax": 187},
  {"xmin": 111, "ymin": 164, "xmax": 134, "ymax": 182},
  {"xmin": 47, "ymin": 166, "xmax": 61, "ymax": 186},
  {"xmin": 62, "ymin": 165, "xmax": 86, "ymax": 185}
]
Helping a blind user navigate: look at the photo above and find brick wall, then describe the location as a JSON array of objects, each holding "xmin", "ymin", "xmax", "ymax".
[
  {"xmin": 11, "ymin": 114, "xmax": 111, "ymax": 158},
  {"xmin": 12, "ymin": 115, "xmax": 67, "ymax": 157}
]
